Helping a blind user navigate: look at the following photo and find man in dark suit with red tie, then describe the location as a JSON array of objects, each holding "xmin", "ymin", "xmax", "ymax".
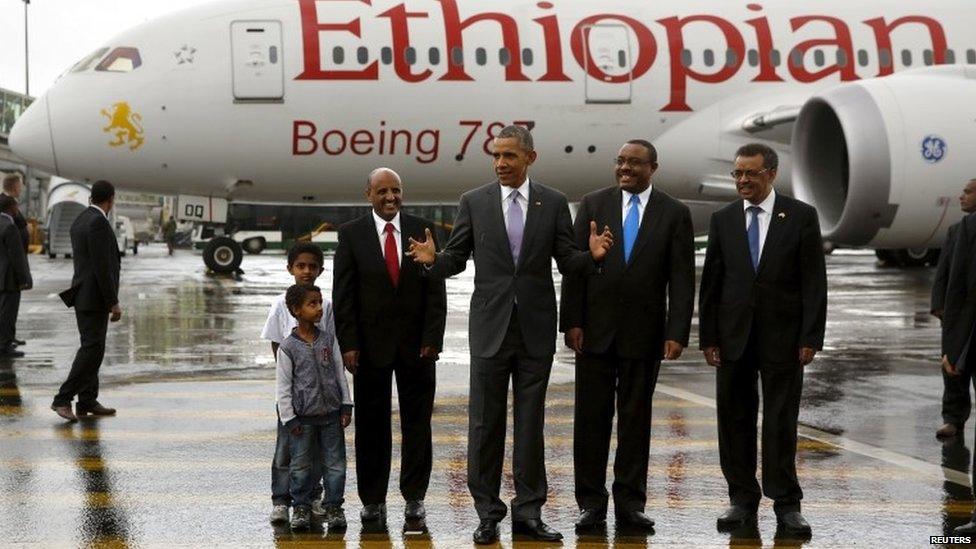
[
  {"xmin": 333, "ymin": 168, "xmax": 447, "ymax": 527},
  {"xmin": 699, "ymin": 144, "xmax": 826, "ymax": 538},
  {"xmin": 560, "ymin": 140, "xmax": 695, "ymax": 532}
]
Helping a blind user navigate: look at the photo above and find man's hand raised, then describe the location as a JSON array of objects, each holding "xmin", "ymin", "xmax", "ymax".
[
  {"xmin": 588, "ymin": 221, "xmax": 614, "ymax": 262},
  {"xmin": 407, "ymin": 228, "xmax": 437, "ymax": 265}
]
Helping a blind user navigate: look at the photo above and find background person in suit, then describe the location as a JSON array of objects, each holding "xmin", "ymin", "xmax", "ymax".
[
  {"xmin": 408, "ymin": 125, "xmax": 613, "ymax": 544},
  {"xmin": 931, "ymin": 179, "xmax": 976, "ymax": 439},
  {"xmin": 560, "ymin": 139, "xmax": 694, "ymax": 531},
  {"xmin": 2, "ymin": 173, "xmax": 30, "ymax": 349},
  {"xmin": 52, "ymin": 181, "xmax": 122, "ymax": 422},
  {"xmin": 698, "ymin": 143, "xmax": 826, "ymax": 538},
  {"xmin": 333, "ymin": 168, "xmax": 447, "ymax": 527},
  {"xmin": 0, "ymin": 195, "xmax": 32, "ymax": 358},
  {"xmin": 943, "ymin": 211, "xmax": 976, "ymax": 536}
]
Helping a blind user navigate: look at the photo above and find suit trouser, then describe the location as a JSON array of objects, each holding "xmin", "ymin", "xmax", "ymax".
[
  {"xmin": 943, "ymin": 365, "xmax": 974, "ymax": 425},
  {"xmin": 0, "ymin": 290, "xmax": 20, "ymax": 348},
  {"xmin": 574, "ymin": 351, "xmax": 661, "ymax": 512},
  {"xmin": 54, "ymin": 310, "xmax": 109, "ymax": 407},
  {"xmin": 716, "ymin": 336, "xmax": 804, "ymax": 515},
  {"xmin": 354, "ymin": 356, "xmax": 436, "ymax": 505},
  {"xmin": 468, "ymin": 308, "xmax": 552, "ymax": 521}
]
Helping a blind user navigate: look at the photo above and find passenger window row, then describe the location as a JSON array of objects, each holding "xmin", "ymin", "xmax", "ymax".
[{"xmin": 679, "ymin": 47, "xmax": 974, "ymax": 69}]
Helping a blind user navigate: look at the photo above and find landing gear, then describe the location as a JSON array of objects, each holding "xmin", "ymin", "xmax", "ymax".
[
  {"xmin": 875, "ymin": 248, "xmax": 940, "ymax": 267},
  {"xmin": 243, "ymin": 237, "xmax": 266, "ymax": 255},
  {"xmin": 203, "ymin": 236, "xmax": 243, "ymax": 274}
]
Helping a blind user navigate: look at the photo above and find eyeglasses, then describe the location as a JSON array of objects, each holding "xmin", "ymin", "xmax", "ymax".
[
  {"xmin": 615, "ymin": 157, "xmax": 652, "ymax": 168},
  {"xmin": 730, "ymin": 168, "xmax": 769, "ymax": 180}
]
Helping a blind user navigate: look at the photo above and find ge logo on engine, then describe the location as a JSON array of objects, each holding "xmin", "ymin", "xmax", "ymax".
[{"xmin": 921, "ymin": 135, "xmax": 947, "ymax": 163}]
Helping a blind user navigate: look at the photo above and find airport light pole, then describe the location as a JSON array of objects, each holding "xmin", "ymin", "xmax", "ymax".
[{"xmin": 23, "ymin": 0, "xmax": 30, "ymax": 97}]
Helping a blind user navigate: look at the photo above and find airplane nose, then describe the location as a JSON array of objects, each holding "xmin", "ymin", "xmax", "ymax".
[{"xmin": 9, "ymin": 95, "xmax": 58, "ymax": 173}]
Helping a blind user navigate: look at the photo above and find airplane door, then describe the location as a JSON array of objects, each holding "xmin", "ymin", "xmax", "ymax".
[
  {"xmin": 231, "ymin": 21, "xmax": 284, "ymax": 101},
  {"xmin": 582, "ymin": 24, "xmax": 633, "ymax": 104}
]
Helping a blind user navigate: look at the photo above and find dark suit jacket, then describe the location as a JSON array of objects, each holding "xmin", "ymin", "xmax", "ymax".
[
  {"xmin": 0, "ymin": 214, "xmax": 31, "ymax": 292},
  {"xmin": 699, "ymin": 194, "xmax": 827, "ymax": 363},
  {"xmin": 560, "ymin": 186, "xmax": 695, "ymax": 359},
  {"xmin": 0, "ymin": 193, "xmax": 28, "ymax": 253},
  {"xmin": 333, "ymin": 213, "xmax": 447, "ymax": 368},
  {"xmin": 63, "ymin": 206, "xmax": 120, "ymax": 312},
  {"xmin": 429, "ymin": 180, "xmax": 596, "ymax": 358},
  {"xmin": 931, "ymin": 222, "xmax": 959, "ymax": 314},
  {"xmin": 943, "ymin": 212, "xmax": 976, "ymax": 368}
]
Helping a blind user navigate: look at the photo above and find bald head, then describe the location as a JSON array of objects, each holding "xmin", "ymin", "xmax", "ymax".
[
  {"xmin": 962, "ymin": 179, "xmax": 976, "ymax": 213},
  {"xmin": 366, "ymin": 167, "xmax": 403, "ymax": 221}
]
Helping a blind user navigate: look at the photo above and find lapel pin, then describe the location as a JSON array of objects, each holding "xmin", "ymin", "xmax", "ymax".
[
  {"xmin": 778, "ymin": 212, "xmax": 786, "ymax": 219},
  {"xmin": 534, "ymin": 201, "xmax": 542, "ymax": 206}
]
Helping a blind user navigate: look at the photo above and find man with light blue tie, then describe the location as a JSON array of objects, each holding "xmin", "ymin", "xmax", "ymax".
[
  {"xmin": 408, "ymin": 125, "xmax": 614, "ymax": 544},
  {"xmin": 699, "ymin": 143, "xmax": 827, "ymax": 538},
  {"xmin": 560, "ymin": 140, "xmax": 695, "ymax": 532}
]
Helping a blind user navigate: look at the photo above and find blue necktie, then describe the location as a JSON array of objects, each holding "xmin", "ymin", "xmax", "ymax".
[
  {"xmin": 747, "ymin": 206, "xmax": 762, "ymax": 271},
  {"xmin": 623, "ymin": 194, "xmax": 641, "ymax": 263}
]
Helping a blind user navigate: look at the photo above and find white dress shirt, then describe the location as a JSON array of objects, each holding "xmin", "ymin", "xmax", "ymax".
[
  {"xmin": 372, "ymin": 210, "xmax": 401, "ymax": 267},
  {"xmin": 743, "ymin": 189, "xmax": 776, "ymax": 258},
  {"xmin": 500, "ymin": 177, "xmax": 530, "ymax": 231},
  {"xmin": 621, "ymin": 185, "xmax": 653, "ymax": 227}
]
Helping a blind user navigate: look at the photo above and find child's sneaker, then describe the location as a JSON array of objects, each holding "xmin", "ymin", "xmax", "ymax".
[
  {"xmin": 325, "ymin": 505, "xmax": 347, "ymax": 530},
  {"xmin": 290, "ymin": 506, "xmax": 311, "ymax": 530},
  {"xmin": 311, "ymin": 499, "xmax": 327, "ymax": 517},
  {"xmin": 270, "ymin": 504, "xmax": 289, "ymax": 524}
]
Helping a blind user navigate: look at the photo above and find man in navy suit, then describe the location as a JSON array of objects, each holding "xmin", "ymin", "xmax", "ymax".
[
  {"xmin": 699, "ymin": 144, "xmax": 826, "ymax": 537},
  {"xmin": 560, "ymin": 140, "xmax": 694, "ymax": 531},
  {"xmin": 52, "ymin": 181, "xmax": 122, "ymax": 422}
]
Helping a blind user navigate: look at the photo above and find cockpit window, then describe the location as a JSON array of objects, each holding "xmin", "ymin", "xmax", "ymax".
[
  {"xmin": 95, "ymin": 47, "xmax": 143, "ymax": 73},
  {"xmin": 71, "ymin": 48, "xmax": 110, "ymax": 73}
]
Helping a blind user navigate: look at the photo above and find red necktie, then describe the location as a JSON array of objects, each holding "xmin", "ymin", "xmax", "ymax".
[{"xmin": 384, "ymin": 223, "xmax": 400, "ymax": 287}]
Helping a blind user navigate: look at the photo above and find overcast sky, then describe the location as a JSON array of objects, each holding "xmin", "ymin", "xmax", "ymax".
[{"xmin": 0, "ymin": 0, "xmax": 207, "ymax": 96}]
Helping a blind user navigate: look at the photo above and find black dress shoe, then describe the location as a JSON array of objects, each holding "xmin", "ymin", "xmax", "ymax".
[
  {"xmin": 954, "ymin": 520, "xmax": 976, "ymax": 535},
  {"xmin": 716, "ymin": 505, "xmax": 756, "ymax": 530},
  {"xmin": 404, "ymin": 500, "xmax": 426, "ymax": 520},
  {"xmin": 513, "ymin": 518, "xmax": 563, "ymax": 541},
  {"xmin": 615, "ymin": 510, "xmax": 655, "ymax": 529},
  {"xmin": 50, "ymin": 404, "xmax": 78, "ymax": 422},
  {"xmin": 575, "ymin": 508, "xmax": 607, "ymax": 528},
  {"xmin": 360, "ymin": 503, "xmax": 387, "ymax": 522},
  {"xmin": 12, "ymin": 339, "xmax": 25, "ymax": 346},
  {"xmin": 76, "ymin": 403, "xmax": 116, "ymax": 416},
  {"xmin": 473, "ymin": 519, "xmax": 499, "ymax": 544},
  {"xmin": 776, "ymin": 511, "xmax": 812, "ymax": 537}
]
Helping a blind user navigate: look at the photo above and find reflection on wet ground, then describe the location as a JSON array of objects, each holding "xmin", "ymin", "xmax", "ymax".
[{"xmin": 0, "ymin": 245, "xmax": 971, "ymax": 547}]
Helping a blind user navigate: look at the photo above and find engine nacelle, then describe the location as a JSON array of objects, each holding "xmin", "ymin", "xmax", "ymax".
[{"xmin": 792, "ymin": 66, "xmax": 976, "ymax": 248}]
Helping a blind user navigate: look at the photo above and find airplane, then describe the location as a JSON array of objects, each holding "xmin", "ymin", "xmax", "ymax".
[{"xmin": 9, "ymin": 0, "xmax": 976, "ymax": 273}]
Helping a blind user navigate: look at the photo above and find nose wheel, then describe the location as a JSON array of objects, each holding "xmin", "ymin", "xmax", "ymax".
[{"xmin": 203, "ymin": 236, "xmax": 243, "ymax": 274}]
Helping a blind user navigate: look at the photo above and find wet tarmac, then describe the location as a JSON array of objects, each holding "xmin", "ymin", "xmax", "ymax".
[{"xmin": 0, "ymin": 244, "xmax": 971, "ymax": 547}]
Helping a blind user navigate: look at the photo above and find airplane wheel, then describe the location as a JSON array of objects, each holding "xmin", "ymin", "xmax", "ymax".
[
  {"xmin": 243, "ymin": 237, "xmax": 266, "ymax": 255},
  {"xmin": 204, "ymin": 236, "xmax": 243, "ymax": 274},
  {"xmin": 892, "ymin": 247, "xmax": 934, "ymax": 267}
]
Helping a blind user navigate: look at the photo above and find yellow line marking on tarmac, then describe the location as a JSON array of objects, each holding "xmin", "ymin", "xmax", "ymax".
[
  {"xmin": 0, "ymin": 458, "xmax": 937, "ymax": 482},
  {"xmin": 656, "ymin": 383, "xmax": 973, "ymax": 489}
]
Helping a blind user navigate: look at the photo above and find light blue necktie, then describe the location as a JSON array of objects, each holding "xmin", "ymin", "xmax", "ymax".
[
  {"xmin": 623, "ymin": 194, "xmax": 641, "ymax": 263},
  {"xmin": 747, "ymin": 206, "xmax": 762, "ymax": 271},
  {"xmin": 506, "ymin": 190, "xmax": 524, "ymax": 263}
]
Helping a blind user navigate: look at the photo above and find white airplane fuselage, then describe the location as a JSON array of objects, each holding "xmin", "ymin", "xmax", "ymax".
[{"xmin": 11, "ymin": 0, "xmax": 976, "ymax": 248}]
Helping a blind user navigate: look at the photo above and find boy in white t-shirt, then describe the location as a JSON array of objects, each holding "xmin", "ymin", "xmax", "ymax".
[{"xmin": 262, "ymin": 243, "xmax": 332, "ymax": 525}]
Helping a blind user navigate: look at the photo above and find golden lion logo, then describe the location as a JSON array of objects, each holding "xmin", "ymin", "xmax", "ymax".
[{"xmin": 101, "ymin": 102, "xmax": 144, "ymax": 151}]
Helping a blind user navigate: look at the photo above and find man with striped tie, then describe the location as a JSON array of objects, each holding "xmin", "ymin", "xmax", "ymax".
[
  {"xmin": 560, "ymin": 139, "xmax": 695, "ymax": 533},
  {"xmin": 699, "ymin": 143, "xmax": 827, "ymax": 538}
]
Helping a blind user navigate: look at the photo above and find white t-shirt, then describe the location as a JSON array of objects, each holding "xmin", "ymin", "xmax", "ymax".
[{"xmin": 261, "ymin": 292, "xmax": 335, "ymax": 344}]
